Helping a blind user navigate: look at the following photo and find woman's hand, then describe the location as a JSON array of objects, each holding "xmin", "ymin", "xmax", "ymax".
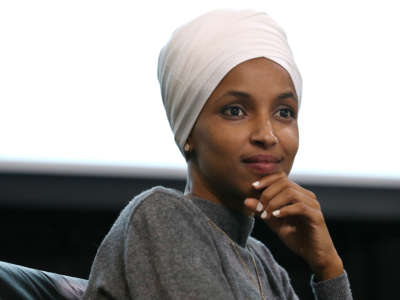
[{"xmin": 244, "ymin": 172, "xmax": 344, "ymax": 281}]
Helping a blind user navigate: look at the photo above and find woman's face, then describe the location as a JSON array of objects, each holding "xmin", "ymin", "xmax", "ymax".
[{"xmin": 187, "ymin": 57, "xmax": 299, "ymax": 210}]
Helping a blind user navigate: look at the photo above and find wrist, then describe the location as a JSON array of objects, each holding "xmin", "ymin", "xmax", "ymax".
[{"xmin": 312, "ymin": 255, "xmax": 344, "ymax": 282}]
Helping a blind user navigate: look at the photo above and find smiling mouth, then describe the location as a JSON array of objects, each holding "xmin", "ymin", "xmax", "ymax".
[
  {"xmin": 243, "ymin": 161, "xmax": 280, "ymax": 175},
  {"xmin": 241, "ymin": 153, "xmax": 282, "ymax": 175}
]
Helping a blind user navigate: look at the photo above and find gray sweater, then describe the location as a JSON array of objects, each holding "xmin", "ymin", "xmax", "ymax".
[{"xmin": 83, "ymin": 186, "xmax": 352, "ymax": 300}]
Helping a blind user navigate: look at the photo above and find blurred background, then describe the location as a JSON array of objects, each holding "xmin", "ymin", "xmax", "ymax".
[{"xmin": 1, "ymin": 0, "xmax": 399, "ymax": 299}]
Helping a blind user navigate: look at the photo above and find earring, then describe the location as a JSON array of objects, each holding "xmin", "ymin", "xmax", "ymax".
[{"xmin": 184, "ymin": 143, "xmax": 191, "ymax": 152}]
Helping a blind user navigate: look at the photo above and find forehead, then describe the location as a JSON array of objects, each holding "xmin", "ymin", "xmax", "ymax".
[
  {"xmin": 225, "ymin": 57, "xmax": 293, "ymax": 88},
  {"xmin": 208, "ymin": 57, "xmax": 297, "ymax": 104}
]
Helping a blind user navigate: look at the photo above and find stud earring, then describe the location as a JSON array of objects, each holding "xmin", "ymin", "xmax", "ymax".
[{"xmin": 184, "ymin": 143, "xmax": 191, "ymax": 152}]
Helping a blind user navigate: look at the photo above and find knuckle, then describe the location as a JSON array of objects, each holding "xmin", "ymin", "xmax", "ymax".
[
  {"xmin": 284, "ymin": 179, "xmax": 294, "ymax": 189},
  {"xmin": 316, "ymin": 211, "xmax": 325, "ymax": 224},
  {"xmin": 298, "ymin": 202, "xmax": 307, "ymax": 212},
  {"xmin": 314, "ymin": 200, "xmax": 321, "ymax": 209},
  {"xmin": 285, "ymin": 187, "xmax": 296, "ymax": 197}
]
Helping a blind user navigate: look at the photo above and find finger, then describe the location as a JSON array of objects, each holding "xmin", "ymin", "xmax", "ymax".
[
  {"xmin": 256, "ymin": 176, "xmax": 317, "ymax": 203},
  {"xmin": 244, "ymin": 198, "xmax": 268, "ymax": 220},
  {"xmin": 252, "ymin": 171, "xmax": 286, "ymax": 190},
  {"xmin": 265, "ymin": 188, "xmax": 320, "ymax": 215},
  {"xmin": 270, "ymin": 202, "xmax": 324, "ymax": 225},
  {"xmin": 244, "ymin": 198, "xmax": 264, "ymax": 216},
  {"xmin": 252, "ymin": 172, "xmax": 317, "ymax": 200},
  {"xmin": 297, "ymin": 185, "xmax": 317, "ymax": 200},
  {"xmin": 259, "ymin": 177, "xmax": 293, "ymax": 204}
]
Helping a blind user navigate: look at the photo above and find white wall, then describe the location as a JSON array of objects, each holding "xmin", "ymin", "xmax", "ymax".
[{"xmin": 1, "ymin": 0, "xmax": 399, "ymax": 186}]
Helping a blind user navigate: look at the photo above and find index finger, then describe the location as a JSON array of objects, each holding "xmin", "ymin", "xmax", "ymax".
[{"xmin": 252, "ymin": 171, "xmax": 287, "ymax": 190}]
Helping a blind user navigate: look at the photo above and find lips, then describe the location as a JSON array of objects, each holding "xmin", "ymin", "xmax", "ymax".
[
  {"xmin": 242, "ymin": 154, "xmax": 281, "ymax": 174},
  {"xmin": 242, "ymin": 154, "xmax": 281, "ymax": 163}
]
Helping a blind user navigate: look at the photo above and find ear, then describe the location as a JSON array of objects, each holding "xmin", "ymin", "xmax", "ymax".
[{"xmin": 183, "ymin": 136, "xmax": 194, "ymax": 161}]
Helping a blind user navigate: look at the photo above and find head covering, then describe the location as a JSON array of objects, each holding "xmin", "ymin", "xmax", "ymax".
[{"xmin": 157, "ymin": 9, "xmax": 302, "ymax": 155}]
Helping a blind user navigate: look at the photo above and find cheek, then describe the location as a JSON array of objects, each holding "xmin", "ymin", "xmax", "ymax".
[
  {"xmin": 277, "ymin": 126, "xmax": 299, "ymax": 157},
  {"xmin": 197, "ymin": 123, "xmax": 246, "ymax": 158},
  {"xmin": 191, "ymin": 118, "xmax": 251, "ymax": 175}
]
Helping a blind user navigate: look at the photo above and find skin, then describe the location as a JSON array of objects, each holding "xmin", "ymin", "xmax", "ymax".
[{"xmin": 185, "ymin": 57, "xmax": 344, "ymax": 281}]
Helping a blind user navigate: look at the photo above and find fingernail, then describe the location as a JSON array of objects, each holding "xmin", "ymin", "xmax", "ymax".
[
  {"xmin": 252, "ymin": 181, "xmax": 260, "ymax": 188},
  {"xmin": 256, "ymin": 202, "xmax": 264, "ymax": 212},
  {"xmin": 261, "ymin": 210, "xmax": 268, "ymax": 219},
  {"xmin": 272, "ymin": 209, "xmax": 280, "ymax": 217}
]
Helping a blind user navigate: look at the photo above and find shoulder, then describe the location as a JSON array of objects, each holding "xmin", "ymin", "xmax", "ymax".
[
  {"xmin": 121, "ymin": 186, "xmax": 203, "ymax": 232},
  {"xmin": 120, "ymin": 186, "xmax": 217, "ymax": 255},
  {"xmin": 130, "ymin": 185, "xmax": 187, "ymax": 208},
  {"xmin": 100, "ymin": 186, "xmax": 190, "ymax": 237},
  {"xmin": 104, "ymin": 186, "xmax": 211, "ymax": 243},
  {"xmin": 127, "ymin": 185, "xmax": 196, "ymax": 216}
]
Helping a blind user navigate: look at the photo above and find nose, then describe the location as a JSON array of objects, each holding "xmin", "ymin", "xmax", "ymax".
[{"xmin": 250, "ymin": 119, "xmax": 278, "ymax": 148}]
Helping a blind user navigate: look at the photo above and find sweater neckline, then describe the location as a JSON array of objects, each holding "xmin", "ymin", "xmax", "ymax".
[{"xmin": 186, "ymin": 194, "xmax": 254, "ymax": 248}]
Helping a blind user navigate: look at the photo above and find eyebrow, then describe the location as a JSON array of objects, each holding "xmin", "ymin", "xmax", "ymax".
[
  {"xmin": 212, "ymin": 90, "xmax": 250, "ymax": 105},
  {"xmin": 277, "ymin": 91, "xmax": 298, "ymax": 103},
  {"xmin": 216, "ymin": 90, "xmax": 298, "ymax": 103}
]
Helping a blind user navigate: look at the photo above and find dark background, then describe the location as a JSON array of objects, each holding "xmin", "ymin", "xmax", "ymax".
[{"xmin": 1, "ymin": 171, "xmax": 399, "ymax": 299}]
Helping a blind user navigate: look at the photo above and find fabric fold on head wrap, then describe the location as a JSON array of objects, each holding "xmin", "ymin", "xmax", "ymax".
[{"xmin": 157, "ymin": 9, "xmax": 302, "ymax": 155}]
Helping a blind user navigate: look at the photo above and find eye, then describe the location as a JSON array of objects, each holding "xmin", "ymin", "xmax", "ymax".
[
  {"xmin": 221, "ymin": 105, "xmax": 245, "ymax": 118},
  {"xmin": 275, "ymin": 108, "xmax": 296, "ymax": 120}
]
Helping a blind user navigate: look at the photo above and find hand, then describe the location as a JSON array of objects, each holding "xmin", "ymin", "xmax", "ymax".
[{"xmin": 244, "ymin": 172, "xmax": 344, "ymax": 281}]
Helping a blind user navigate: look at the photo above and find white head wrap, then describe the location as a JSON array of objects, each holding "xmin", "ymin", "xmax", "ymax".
[{"xmin": 157, "ymin": 9, "xmax": 302, "ymax": 155}]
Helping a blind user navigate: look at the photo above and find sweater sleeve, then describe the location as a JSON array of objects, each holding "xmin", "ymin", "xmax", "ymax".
[
  {"xmin": 122, "ymin": 190, "xmax": 235, "ymax": 300},
  {"xmin": 273, "ymin": 258, "xmax": 353, "ymax": 300},
  {"xmin": 311, "ymin": 271, "xmax": 353, "ymax": 300},
  {"xmin": 249, "ymin": 238, "xmax": 352, "ymax": 300}
]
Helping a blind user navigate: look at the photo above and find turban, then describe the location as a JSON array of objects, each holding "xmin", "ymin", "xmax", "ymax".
[{"xmin": 157, "ymin": 9, "xmax": 302, "ymax": 155}]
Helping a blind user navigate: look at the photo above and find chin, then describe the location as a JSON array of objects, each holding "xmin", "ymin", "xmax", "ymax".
[{"xmin": 232, "ymin": 180, "xmax": 259, "ymax": 200}]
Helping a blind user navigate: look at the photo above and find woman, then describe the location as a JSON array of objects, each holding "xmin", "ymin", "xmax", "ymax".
[{"xmin": 84, "ymin": 9, "xmax": 352, "ymax": 299}]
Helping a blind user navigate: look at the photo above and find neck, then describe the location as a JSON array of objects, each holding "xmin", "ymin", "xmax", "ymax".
[
  {"xmin": 186, "ymin": 193, "xmax": 255, "ymax": 248},
  {"xmin": 185, "ymin": 167, "xmax": 253, "ymax": 216}
]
